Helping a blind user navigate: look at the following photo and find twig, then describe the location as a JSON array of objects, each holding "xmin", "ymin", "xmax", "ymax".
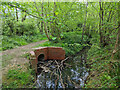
[
  {"xmin": 45, "ymin": 60, "xmax": 54, "ymax": 67},
  {"xmin": 50, "ymin": 68, "xmax": 56, "ymax": 79},
  {"xmin": 37, "ymin": 58, "xmax": 70, "ymax": 88},
  {"xmin": 61, "ymin": 57, "xmax": 69, "ymax": 64},
  {"xmin": 30, "ymin": 80, "xmax": 37, "ymax": 88},
  {"xmin": 64, "ymin": 63, "xmax": 72, "ymax": 68},
  {"xmin": 67, "ymin": 76, "xmax": 80, "ymax": 88},
  {"xmin": 55, "ymin": 60, "xmax": 65, "ymax": 88},
  {"xmin": 58, "ymin": 66, "xmax": 65, "ymax": 88},
  {"xmin": 62, "ymin": 70, "xmax": 81, "ymax": 88},
  {"xmin": 55, "ymin": 75, "xmax": 59, "ymax": 89},
  {"xmin": 39, "ymin": 65, "xmax": 51, "ymax": 73},
  {"xmin": 60, "ymin": 57, "xmax": 69, "ymax": 70}
]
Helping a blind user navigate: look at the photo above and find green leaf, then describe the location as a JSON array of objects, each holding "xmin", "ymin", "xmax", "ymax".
[
  {"xmin": 52, "ymin": 37, "xmax": 57, "ymax": 40},
  {"xmin": 55, "ymin": 12, "xmax": 59, "ymax": 15}
]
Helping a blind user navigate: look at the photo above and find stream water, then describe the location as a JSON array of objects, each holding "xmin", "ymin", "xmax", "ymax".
[{"xmin": 36, "ymin": 47, "xmax": 89, "ymax": 89}]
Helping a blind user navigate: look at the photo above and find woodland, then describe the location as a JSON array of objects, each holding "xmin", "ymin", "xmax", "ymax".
[{"xmin": 1, "ymin": 1, "xmax": 120, "ymax": 88}]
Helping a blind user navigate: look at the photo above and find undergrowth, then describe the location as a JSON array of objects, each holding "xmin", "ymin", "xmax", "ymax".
[
  {"xmin": 35, "ymin": 32, "xmax": 90, "ymax": 56},
  {"xmin": 2, "ymin": 18, "xmax": 47, "ymax": 51},
  {"xmin": 85, "ymin": 44, "xmax": 120, "ymax": 88},
  {"xmin": 2, "ymin": 64, "xmax": 35, "ymax": 88},
  {"xmin": 2, "ymin": 34, "xmax": 47, "ymax": 51}
]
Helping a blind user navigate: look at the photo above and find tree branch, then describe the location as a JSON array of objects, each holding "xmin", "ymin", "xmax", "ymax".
[{"xmin": 8, "ymin": 3, "xmax": 40, "ymax": 19}]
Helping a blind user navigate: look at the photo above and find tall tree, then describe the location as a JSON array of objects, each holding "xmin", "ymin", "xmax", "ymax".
[
  {"xmin": 21, "ymin": 11, "xmax": 27, "ymax": 22},
  {"xmin": 34, "ymin": 2, "xmax": 50, "ymax": 40},
  {"xmin": 112, "ymin": 2, "xmax": 120, "ymax": 59},
  {"xmin": 41, "ymin": 1, "xmax": 44, "ymax": 34},
  {"xmin": 99, "ymin": 1, "xmax": 104, "ymax": 47},
  {"xmin": 82, "ymin": 2, "xmax": 88, "ymax": 42},
  {"xmin": 16, "ymin": 8, "xmax": 18, "ymax": 21}
]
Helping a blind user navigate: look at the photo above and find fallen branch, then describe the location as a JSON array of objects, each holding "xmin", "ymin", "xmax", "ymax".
[
  {"xmin": 60, "ymin": 57, "xmax": 69, "ymax": 70},
  {"xmin": 55, "ymin": 60, "xmax": 65, "ymax": 88},
  {"xmin": 61, "ymin": 57, "xmax": 69, "ymax": 64},
  {"xmin": 37, "ymin": 58, "xmax": 71, "ymax": 88},
  {"xmin": 30, "ymin": 80, "xmax": 37, "ymax": 88},
  {"xmin": 55, "ymin": 75, "xmax": 59, "ymax": 89}
]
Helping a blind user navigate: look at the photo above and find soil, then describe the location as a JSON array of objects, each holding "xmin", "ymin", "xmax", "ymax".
[{"xmin": 1, "ymin": 40, "xmax": 48, "ymax": 76}]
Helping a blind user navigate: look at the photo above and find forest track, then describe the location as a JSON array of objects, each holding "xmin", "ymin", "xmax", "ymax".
[{"xmin": 1, "ymin": 40, "xmax": 48, "ymax": 75}]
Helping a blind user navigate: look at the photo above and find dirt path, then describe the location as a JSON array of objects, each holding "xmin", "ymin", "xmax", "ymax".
[{"xmin": 1, "ymin": 40, "xmax": 48, "ymax": 75}]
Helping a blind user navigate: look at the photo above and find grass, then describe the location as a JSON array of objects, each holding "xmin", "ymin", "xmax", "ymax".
[
  {"xmin": 2, "ymin": 63, "xmax": 35, "ymax": 88},
  {"xmin": 2, "ymin": 53, "xmax": 35, "ymax": 88},
  {"xmin": 34, "ymin": 31, "xmax": 90, "ymax": 56},
  {"xmin": 20, "ymin": 53, "xmax": 30, "ymax": 60},
  {"xmin": 1, "ymin": 34, "xmax": 47, "ymax": 88},
  {"xmin": 2, "ymin": 34, "xmax": 47, "ymax": 51},
  {"xmin": 85, "ymin": 61, "xmax": 119, "ymax": 88},
  {"xmin": 84, "ymin": 44, "xmax": 120, "ymax": 88},
  {"xmin": 34, "ymin": 41, "xmax": 61, "ymax": 47},
  {"xmin": 2, "ymin": 54, "xmax": 15, "ymax": 67}
]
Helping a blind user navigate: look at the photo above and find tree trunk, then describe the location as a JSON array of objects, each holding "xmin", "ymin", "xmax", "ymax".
[
  {"xmin": 37, "ymin": 22, "xmax": 41, "ymax": 31},
  {"xmin": 111, "ymin": 2, "xmax": 120, "ymax": 59},
  {"xmin": 47, "ymin": 1, "xmax": 50, "ymax": 36},
  {"xmin": 99, "ymin": 1, "xmax": 104, "ymax": 47},
  {"xmin": 43, "ymin": 21, "xmax": 50, "ymax": 40},
  {"xmin": 82, "ymin": 2, "xmax": 88, "ymax": 42},
  {"xmin": 44, "ymin": 2, "xmax": 50, "ymax": 40},
  {"xmin": 105, "ymin": 5, "xmax": 113, "ymax": 45},
  {"xmin": 101, "ymin": 2, "xmax": 106, "ymax": 47},
  {"xmin": 53, "ymin": 2, "xmax": 61, "ymax": 41},
  {"xmin": 22, "ymin": 11, "xmax": 27, "ymax": 22},
  {"xmin": 8, "ymin": 6, "xmax": 11, "ymax": 16},
  {"xmin": 34, "ymin": 1, "xmax": 50, "ymax": 40},
  {"xmin": 51, "ymin": 1, "xmax": 57, "ymax": 37},
  {"xmin": 34, "ymin": 2, "xmax": 41, "ymax": 33},
  {"xmin": 41, "ymin": 2, "xmax": 44, "ymax": 34},
  {"xmin": 16, "ymin": 8, "xmax": 18, "ymax": 21}
]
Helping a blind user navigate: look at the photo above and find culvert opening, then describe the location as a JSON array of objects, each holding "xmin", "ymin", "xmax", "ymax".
[
  {"xmin": 38, "ymin": 54, "xmax": 44, "ymax": 62},
  {"xmin": 37, "ymin": 54, "xmax": 44, "ymax": 73}
]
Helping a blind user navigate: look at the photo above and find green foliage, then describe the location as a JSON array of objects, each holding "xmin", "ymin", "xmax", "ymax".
[
  {"xmin": 21, "ymin": 53, "xmax": 30, "ymax": 60},
  {"xmin": 2, "ymin": 18, "xmax": 16, "ymax": 36},
  {"xmin": 15, "ymin": 21, "xmax": 37, "ymax": 36},
  {"xmin": 2, "ymin": 66, "xmax": 35, "ymax": 88},
  {"xmin": 1, "ymin": 2, "xmax": 119, "ymax": 88},
  {"xmin": 62, "ymin": 32, "xmax": 88, "ymax": 44},
  {"xmin": 35, "ymin": 32, "xmax": 90, "ymax": 56},
  {"xmin": 52, "ymin": 37, "xmax": 57, "ymax": 40},
  {"xmin": 2, "ymin": 11, "xmax": 47, "ymax": 51},
  {"xmin": 2, "ymin": 35, "xmax": 27, "ymax": 50},
  {"xmin": 63, "ymin": 43, "xmax": 83, "ymax": 56},
  {"xmin": 2, "ymin": 18, "xmax": 38, "ymax": 36},
  {"xmin": 61, "ymin": 32, "xmax": 90, "ymax": 55},
  {"xmin": 2, "ymin": 34, "xmax": 47, "ymax": 51},
  {"xmin": 89, "ymin": 32, "xmax": 100, "ymax": 45},
  {"xmin": 85, "ymin": 43, "xmax": 119, "ymax": 88}
]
